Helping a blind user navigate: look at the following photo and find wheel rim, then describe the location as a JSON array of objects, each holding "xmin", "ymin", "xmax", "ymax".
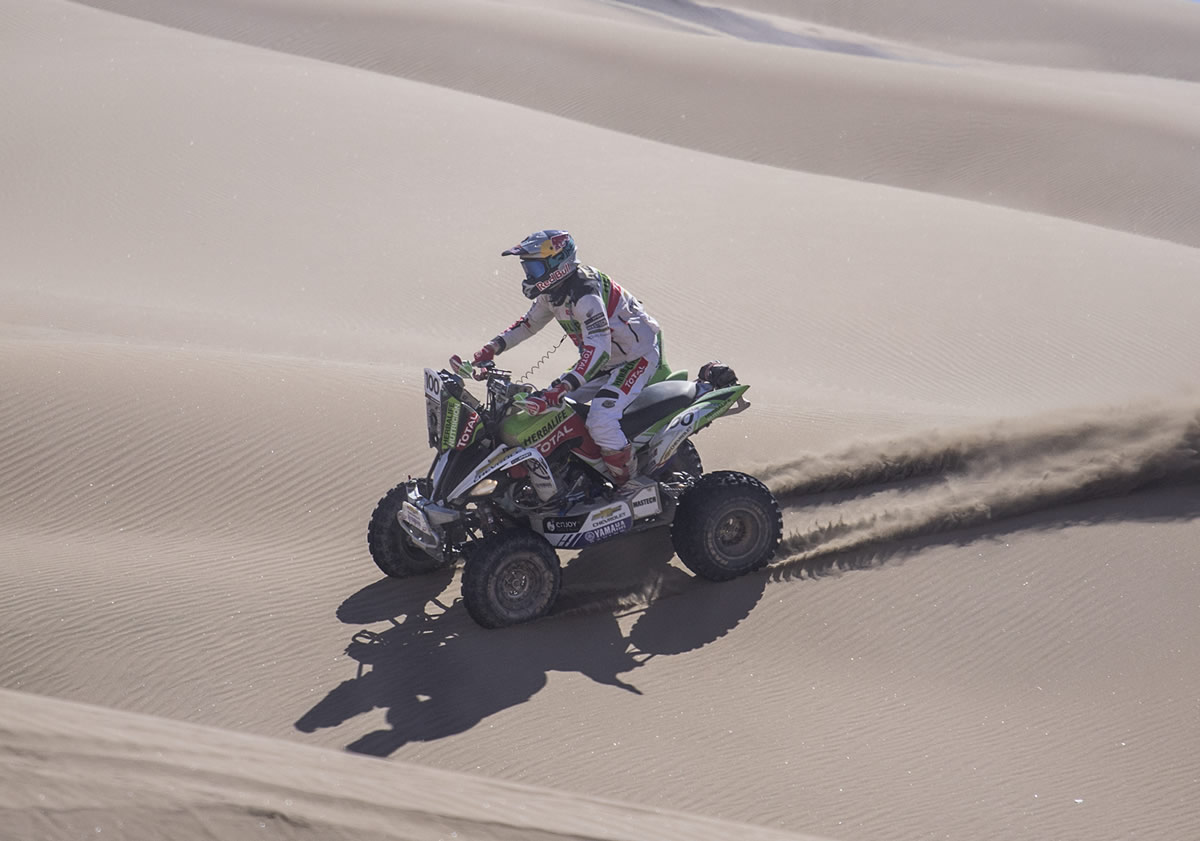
[
  {"xmin": 712, "ymin": 505, "xmax": 766, "ymax": 566},
  {"xmin": 494, "ymin": 553, "xmax": 548, "ymax": 615}
]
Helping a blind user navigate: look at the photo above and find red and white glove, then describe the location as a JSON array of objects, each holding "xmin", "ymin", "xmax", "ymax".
[
  {"xmin": 473, "ymin": 342, "xmax": 499, "ymax": 366},
  {"xmin": 521, "ymin": 381, "xmax": 569, "ymax": 416},
  {"xmin": 450, "ymin": 342, "xmax": 500, "ymax": 380}
]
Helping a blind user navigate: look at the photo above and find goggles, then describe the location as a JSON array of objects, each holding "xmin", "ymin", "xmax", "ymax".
[{"xmin": 520, "ymin": 258, "xmax": 549, "ymax": 281}]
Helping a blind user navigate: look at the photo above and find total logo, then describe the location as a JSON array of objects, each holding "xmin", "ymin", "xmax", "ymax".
[
  {"xmin": 536, "ymin": 424, "xmax": 574, "ymax": 455},
  {"xmin": 455, "ymin": 410, "xmax": 480, "ymax": 450},
  {"xmin": 618, "ymin": 358, "xmax": 649, "ymax": 393},
  {"xmin": 576, "ymin": 344, "xmax": 595, "ymax": 372}
]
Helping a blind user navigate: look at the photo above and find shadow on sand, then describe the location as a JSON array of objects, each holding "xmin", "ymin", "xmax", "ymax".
[
  {"xmin": 296, "ymin": 477, "xmax": 1198, "ymax": 757},
  {"xmin": 294, "ymin": 528, "xmax": 767, "ymax": 756}
]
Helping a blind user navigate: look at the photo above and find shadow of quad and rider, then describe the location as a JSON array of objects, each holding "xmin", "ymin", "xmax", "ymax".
[
  {"xmin": 293, "ymin": 483, "xmax": 1200, "ymax": 756},
  {"xmin": 294, "ymin": 528, "xmax": 768, "ymax": 757}
]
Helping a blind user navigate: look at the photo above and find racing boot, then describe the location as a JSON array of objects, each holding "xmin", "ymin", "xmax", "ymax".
[{"xmin": 601, "ymin": 445, "xmax": 635, "ymax": 487}]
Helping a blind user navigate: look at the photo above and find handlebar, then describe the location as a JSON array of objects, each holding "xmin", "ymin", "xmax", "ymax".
[
  {"xmin": 448, "ymin": 356, "xmax": 536, "ymax": 417},
  {"xmin": 450, "ymin": 355, "xmax": 513, "ymax": 382},
  {"xmin": 474, "ymin": 361, "xmax": 512, "ymax": 381}
]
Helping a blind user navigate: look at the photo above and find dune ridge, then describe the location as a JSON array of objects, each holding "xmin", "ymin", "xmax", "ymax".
[
  {"xmin": 68, "ymin": 0, "xmax": 1200, "ymax": 247},
  {"xmin": 726, "ymin": 0, "xmax": 1200, "ymax": 80}
]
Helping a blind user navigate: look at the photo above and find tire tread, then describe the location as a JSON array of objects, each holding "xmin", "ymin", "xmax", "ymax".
[
  {"xmin": 367, "ymin": 484, "xmax": 449, "ymax": 578},
  {"xmin": 671, "ymin": 470, "xmax": 782, "ymax": 581},
  {"xmin": 462, "ymin": 529, "xmax": 562, "ymax": 628}
]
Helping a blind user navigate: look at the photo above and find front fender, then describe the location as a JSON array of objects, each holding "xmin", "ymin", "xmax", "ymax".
[{"xmin": 445, "ymin": 443, "xmax": 557, "ymax": 501}]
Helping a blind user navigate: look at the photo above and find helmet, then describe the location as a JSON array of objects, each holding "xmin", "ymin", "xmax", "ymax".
[{"xmin": 501, "ymin": 230, "xmax": 579, "ymax": 299}]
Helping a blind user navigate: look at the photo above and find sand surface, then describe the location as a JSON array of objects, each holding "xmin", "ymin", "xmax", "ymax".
[{"xmin": 3, "ymin": 1, "xmax": 1199, "ymax": 839}]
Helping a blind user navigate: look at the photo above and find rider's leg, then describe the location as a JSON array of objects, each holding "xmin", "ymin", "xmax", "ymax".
[
  {"xmin": 601, "ymin": 445, "xmax": 636, "ymax": 486},
  {"xmin": 584, "ymin": 348, "xmax": 659, "ymax": 486}
]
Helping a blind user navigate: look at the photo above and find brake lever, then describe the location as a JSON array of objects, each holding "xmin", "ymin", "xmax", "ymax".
[{"xmin": 449, "ymin": 355, "xmax": 474, "ymax": 379}]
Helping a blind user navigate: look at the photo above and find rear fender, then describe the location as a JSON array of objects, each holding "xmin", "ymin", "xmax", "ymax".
[{"xmin": 643, "ymin": 384, "xmax": 749, "ymax": 473}]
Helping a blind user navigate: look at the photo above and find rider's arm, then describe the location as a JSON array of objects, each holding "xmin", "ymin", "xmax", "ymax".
[
  {"xmin": 493, "ymin": 296, "xmax": 553, "ymax": 353},
  {"xmin": 558, "ymin": 292, "xmax": 611, "ymax": 391}
]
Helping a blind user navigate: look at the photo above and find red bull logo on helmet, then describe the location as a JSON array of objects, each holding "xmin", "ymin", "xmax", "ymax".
[
  {"xmin": 548, "ymin": 261, "xmax": 575, "ymax": 282},
  {"xmin": 533, "ymin": 275, "xmax": 559, "ymax": 293}
]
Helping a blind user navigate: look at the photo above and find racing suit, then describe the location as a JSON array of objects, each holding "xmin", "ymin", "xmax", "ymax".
[{"xmin": 491, "ymin": 266, "xmax": 661, "ymax": 454}]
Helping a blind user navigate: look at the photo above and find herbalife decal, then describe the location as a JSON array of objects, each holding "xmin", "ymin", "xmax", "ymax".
[{"xmin": 441, "ymin": 399, "xmax": 461, "ymax": 452}]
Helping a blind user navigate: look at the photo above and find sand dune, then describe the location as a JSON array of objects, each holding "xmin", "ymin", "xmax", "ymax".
[
  {"xmin": 3, "ymin": 0, "xmax": 1200, "ymax": 839},
  {"xmin": 68, "ymin": 0, "xmax": 1200, "ymax": 247},
  {"xmin": 0, "ymin": 688, "xmax": 825, "ymax": 841},
  {"xmin": 729, "ymin": 0, "xmax": 1200, "ymax": 80}
]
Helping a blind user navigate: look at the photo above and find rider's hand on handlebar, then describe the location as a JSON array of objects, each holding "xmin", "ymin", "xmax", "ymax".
[
  {"xmin": 449, "ymin": 354, "xmax": 490, "ymax": 380},
  {"xmin": 473, "ymin": 342, "xmax": 498, "ymax": 366},
  {"xmin": 521, "ymin": 381, "xmax": 569, "ymax": 416},
  {"xmin": 447, "ymin": 342, "xmax": 499, "ymax": 381}
]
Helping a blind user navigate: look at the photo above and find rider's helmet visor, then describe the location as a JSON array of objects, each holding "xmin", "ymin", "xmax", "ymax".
[{"xmin": 520, "ymin": 258, "xmax": 549, "ymax": 281}]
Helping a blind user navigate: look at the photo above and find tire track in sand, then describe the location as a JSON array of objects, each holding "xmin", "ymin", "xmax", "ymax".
[{"xmin": 762, "ymin": 401, "xmax": 1200, "ymax": 575}]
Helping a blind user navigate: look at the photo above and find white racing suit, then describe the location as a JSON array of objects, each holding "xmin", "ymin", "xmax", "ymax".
[{"xmin": 492, "ymin": 266, "xmax": 661, "ymax": 454}]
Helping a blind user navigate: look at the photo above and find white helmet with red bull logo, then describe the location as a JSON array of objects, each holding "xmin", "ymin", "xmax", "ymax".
[{"xmin": 502, "ymin": 230, "xmax": 579, "ymax": 300}]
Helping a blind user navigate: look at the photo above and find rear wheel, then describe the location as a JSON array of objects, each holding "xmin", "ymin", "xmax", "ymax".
[
  {"xmin": 367, "ymin": 484, "xmax": 451, "ymax": 578},
  {"xmin": 671, "ymin": 471, "xmax": 782, "ymax": 581},
  {"xmin": 462, "ymin": 529, "xmax": 562, "ymax": 629},
  {"xmin": 653, "ymin": 438, "xmax": 703, "ymax": 479}
]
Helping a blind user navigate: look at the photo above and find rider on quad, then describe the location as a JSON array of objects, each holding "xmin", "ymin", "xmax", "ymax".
[{"xmin": 458, "ymin": 229, "xmax": 664, "ymax": 488}]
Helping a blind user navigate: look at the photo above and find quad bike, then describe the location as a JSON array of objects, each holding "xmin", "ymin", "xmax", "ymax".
[{"xmin": 367, "ymin": 359, "xmax": 782, "ymax": 628}]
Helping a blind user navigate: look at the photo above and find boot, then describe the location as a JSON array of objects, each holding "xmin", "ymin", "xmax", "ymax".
[{"xmin": 601, "ymin": 445, "xmax": 635, "ymax": 487}]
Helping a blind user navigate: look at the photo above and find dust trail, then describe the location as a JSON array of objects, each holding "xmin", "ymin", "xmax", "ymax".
[
  {"xmin": 763, "ymin": 402, "xmax": 1200, "ymax": 571},
  {"xmin": 760, "ymin": 404, "xmax": 1193, "ymax": 499}
]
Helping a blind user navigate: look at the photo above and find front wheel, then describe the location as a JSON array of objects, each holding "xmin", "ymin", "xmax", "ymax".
[
  {"xmin": 671, "ymin": 471, "xmax": 782, "ymax": 581},
  {"xmin": 461, "ymin": 529, "xmax": 562, "ymax": 629},
  {"xmin": 367, "ymin": 484, "xmax": 452, "ymax": 578}
]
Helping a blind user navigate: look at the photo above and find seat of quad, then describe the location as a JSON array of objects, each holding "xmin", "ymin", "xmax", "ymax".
[{"xmin": 567, "ymin": 380, "xmax": 698, "ymax": 438}]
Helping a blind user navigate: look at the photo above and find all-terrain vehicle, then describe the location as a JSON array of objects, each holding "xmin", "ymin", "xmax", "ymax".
[{"xmin": 367, "ymin": 360, "xmax": 782, "ymax": 628}]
